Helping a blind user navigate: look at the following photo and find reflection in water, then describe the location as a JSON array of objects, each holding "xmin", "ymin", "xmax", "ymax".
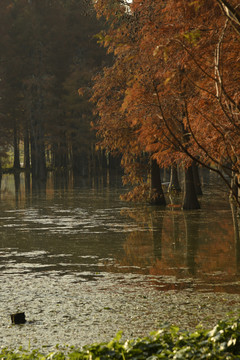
[
  {"xmin": 53, "ymin": 170, "xmax": 69, "ymax": 190},
  {"xmin": 0, "ymin": 171, "xmax": 239, "ymax": 295},
  {"xmin": 184, "ymin": 213, "xmax": 200, "ymax": 276},
  {"xmin": 150, "ymin": 209, "xmax": 238, "ymax": 292},
  {"xmin": 152, "ymin": 213, "xmax": 163, "ymax": 260},
  {"xmin": 1, "ymin": 172, "xmax": 240, "ymax": 352},
  {"xmin": 14, "ymin": 173, "xmax": 20, "ymax": 206},
  {"xmin": 111, "ymin": 204, "xmax": 239, "ymax": 293},
  {"xmin": 25, "ymin": 171, "xmax": 31, "ymax": 196},
  {"xmin": 32, "ymin": 178, "xmax": 47, "ymax": 197}
]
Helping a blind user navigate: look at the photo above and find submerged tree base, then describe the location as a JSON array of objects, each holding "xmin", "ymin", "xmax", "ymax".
[{"xmin": 2, "ymin": 317, "xmax": 240, "ymax": 359}]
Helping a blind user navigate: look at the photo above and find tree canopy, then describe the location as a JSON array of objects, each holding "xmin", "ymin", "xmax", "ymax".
[{"xmin": 92, "ymin": 0, "xmax": 240, "ymax": 203}]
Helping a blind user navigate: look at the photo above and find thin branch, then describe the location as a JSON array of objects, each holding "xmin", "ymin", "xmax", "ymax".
[
  {"xmin": 174, "ymin": 39, "xmax": 216, "ymax": 82},
  {"xmin": 154, "ymin": 88, "xmax": 235, "ymax": 197},
  {"xmin": 183, "ymin": 72, "xmax": 218, "ymax": 99},
  {"xmin": 191, "ymin": 104, "xmax": 236, "ymax": 166},
  {"xmin": 184, "ymin": 99, "xmax": 234, "ymax": 174},
  {"xmin": 217, "ymin": 0, "xmax": 240, "ymax": 36},
  {"xmin": 214, "ymin": 18, "xmax": 239, "ymax": 108}
]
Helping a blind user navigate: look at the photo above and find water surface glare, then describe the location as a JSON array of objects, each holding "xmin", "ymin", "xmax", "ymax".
[{"xmin": 0, "ymin": 173, "xmax": 240, "ymax": 351}]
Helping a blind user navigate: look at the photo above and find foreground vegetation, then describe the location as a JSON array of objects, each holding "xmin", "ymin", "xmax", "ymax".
[{"xmin": 2, "ymin": 317, "xmax": 240, "ymax": 359}]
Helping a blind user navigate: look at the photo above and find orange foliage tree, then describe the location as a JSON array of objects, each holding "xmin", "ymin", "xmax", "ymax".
[{"xmin": 92, "ymin": 0, "xmax": 240, "ymax": 207}]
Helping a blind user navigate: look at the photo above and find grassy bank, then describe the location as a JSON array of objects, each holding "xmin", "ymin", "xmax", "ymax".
[{"xmin": 1, "ymin": 317, "xmax": 240, "ymax": 359}]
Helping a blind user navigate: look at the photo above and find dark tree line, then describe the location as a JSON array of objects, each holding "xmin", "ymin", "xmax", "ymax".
[{"xmin": 0, "ymin": 0, "xmax": 110, "ymax": 181}]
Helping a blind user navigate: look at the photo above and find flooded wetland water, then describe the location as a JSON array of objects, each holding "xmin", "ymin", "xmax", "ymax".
[{"xmin": 0, "ymin": 172, "xmax": 240, "ymax": 352}]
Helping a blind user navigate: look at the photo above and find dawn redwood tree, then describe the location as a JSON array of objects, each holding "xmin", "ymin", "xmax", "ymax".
[
  {"xmin": 93, "ymin": 0, "xmax": 240, "ymax": 208},
  {"xmin": 92, "ymin": 0, "xmax": 170, "ymax": 203},
  {"xmin": 92, "ymin": 55, "xmax": 150, "ymax": 200},
  {"xmin": 168, "ymin": 165, "xmax": 181, "ymax": 193},
  {"xmin": 150, "ymin": 159, "xmax": 166, "ymax": 206},
  {"xmin": 93, "ymin": 0, "xmax": 200, "ymax": 206}
]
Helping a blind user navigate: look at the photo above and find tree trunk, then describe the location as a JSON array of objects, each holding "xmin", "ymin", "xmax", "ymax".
[
  {"xmin": 25, "ymin": 172, "xmax": 31, "ymax": 195},
  {"xmin": 54, "ymin": 169, "xmax": 69, "ymax": 190},
  {"xmin": 0, "ymin": 169, "xmax": 2, "ymax": 199},
  {"xmin": 72, "ymin": 146, "xmax": 87, "ymax": 176},
  {"xmin": 24, "ymin": 126, "xmax": 30, "ymax": 170},
  {"xmin": 59, "ymin": 139, "xmax": 68, "ymax": 169},
  {"xmin": 162, "ymin": 166, "xmax": 170, "ymax": 183},
  {"xmin": 230, "ymin": 172, "xmax": 239, "ymax": 204},
  {"xmin": 168, "ymin": 165, "xmax": 181, "ymax": 193},
  {"xmin": 14, "ymin": 173, "xmax": 20, "ymax": 205},
  {"xmin": 30, "ymin": 120, "xmax": 46, "ymax": 182},
  {"xmin": 182, "ymin": 165, "xmax": 200, "ymax": 210},
  {"xmin": 29, "ymin": 82, "xmax": 47, "ymax": 182},
  {"xmin": 192, "ymin": 161, "xmax": 203, "ymax": 195},
  {"xmin": 13, "ymin": 122, "xmax": 20, "ymax": 170},
  {"xmin": 52, "ymin": 137, "xmax": 69, "ymax": 170},
  {"xmin": 150, "ymin": 159, "xmax": 166, "ymax": 206}
]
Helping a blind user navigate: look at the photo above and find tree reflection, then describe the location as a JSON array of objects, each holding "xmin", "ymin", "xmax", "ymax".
[
  {"xmin": 1, "ymin": 172, "xmax": 239, "ymax": 293},
  {"xmin": 184, "ymin": 213, "xmax": 200, "ymax": 276},
  {"xmin": 32, "ymin": 176, "xmax": 47, "ymax": 197},
  {"xmin": 113, "ymin": 204, "xmax": 239, "ymax": 293},
  {"xmin": 25, "ymin": 171, "xmax": 31, "ymax": 195},
  {"xmin": 107, "ymin": 208, "xmax": 164, "ymax": 272},
  {"xmin": 0, "ymin": 172, "xmax": 2, "ymax": 200},
  {"xmin": 53, "ymin": 170, "xmax": 69, "ymax": 190},
  {"xmin": 14, "ymin": 172, "xmax": 20, "ymax": 206}
]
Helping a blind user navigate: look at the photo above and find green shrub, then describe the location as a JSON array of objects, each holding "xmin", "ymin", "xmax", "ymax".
[{"xmin": 1, "ymin": 317, "xmax": 240, "ymax": 359}]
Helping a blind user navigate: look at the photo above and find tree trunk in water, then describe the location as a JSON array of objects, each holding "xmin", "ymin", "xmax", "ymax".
[
  {"xmin": 192, "ymin": 161, "xmax": 203, "ymax": 195},
  {"xmin": 13, "ymin": 122, "xmax": 20, "ymax": 170},
  {"xmin": 72, "ymin": 146, "xmax": 87, "ymax": 177},
  {"xmin": 230, "ymin": 172, "xmax": 239, "ymax": 204},
  {"xmin": 24, "ymin": 126, "xmax": 30, "ymax": 170},
  {"xmin": 27, "ymin": 41, "xmax": 47, "ymax": 182},
  {"xmin": 29, "ymin": 82, "xmax": 47, "ymax": 182},
  {"xmin": 168, "ymin": 165, "xmax": 181, "ymax": 193},
  {"xmin": 162, "ymin": 167, "xmax": 170, "ymax": 183},
  {"xmin": 54, "ymin": 169, "xmax": 69, "ymax": 190},
  {"xmin": 0, "ymin": 168, "xmax": 2, "ymax": 198},
  {"xmin": 59, "ymin": 140, "xmax": 68, "ymax": 169},
  {"xmin": 14, "ymin": 173, "xmax": 20, "ymax": 205},
  {"xmin": 182, "ymin": 165, "xmax": 200, "ymax": 210},
  {"xmin": 52, "ymin": 137, "xmax": 69, "ymax": 170},
  {"xmin": 30, "ymin": 120, "xmax": 46, "ymax": 182},
  {"xmin": 25, "ymin": 172, "xmax": 31, "ymax": 195},
  {"xmin": 150, "ymin": 159, "xmax": 166, "ymax": 206}
]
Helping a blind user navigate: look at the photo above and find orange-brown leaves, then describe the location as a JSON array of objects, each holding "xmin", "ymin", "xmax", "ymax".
[{"xmin": 92, "ymin": 0, "xmax": 240, "ymax": 199}]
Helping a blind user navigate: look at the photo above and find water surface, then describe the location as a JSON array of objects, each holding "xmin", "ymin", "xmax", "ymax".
[{"xmin": 0, "ymin": 172, "xmax": 239, "ymax": 351}]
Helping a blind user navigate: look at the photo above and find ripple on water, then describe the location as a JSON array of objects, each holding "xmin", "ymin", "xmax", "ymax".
[{"xmin": 0, "ymin": 180, "xmax": 239, "ymax": 352}]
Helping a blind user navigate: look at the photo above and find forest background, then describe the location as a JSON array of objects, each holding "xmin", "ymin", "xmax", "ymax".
[
  {"xmin": 0, "ymin": 0, "xmax": 239, "ymax": 210},
  {"xmin": 0, "ymin": 0, "xmax": 111, "ymax": 182}
]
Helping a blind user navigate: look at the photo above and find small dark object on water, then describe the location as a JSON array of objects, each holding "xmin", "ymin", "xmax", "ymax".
[{"xmin": 11, "ymin": 312, "xmax": 26, "ymax": 324}]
